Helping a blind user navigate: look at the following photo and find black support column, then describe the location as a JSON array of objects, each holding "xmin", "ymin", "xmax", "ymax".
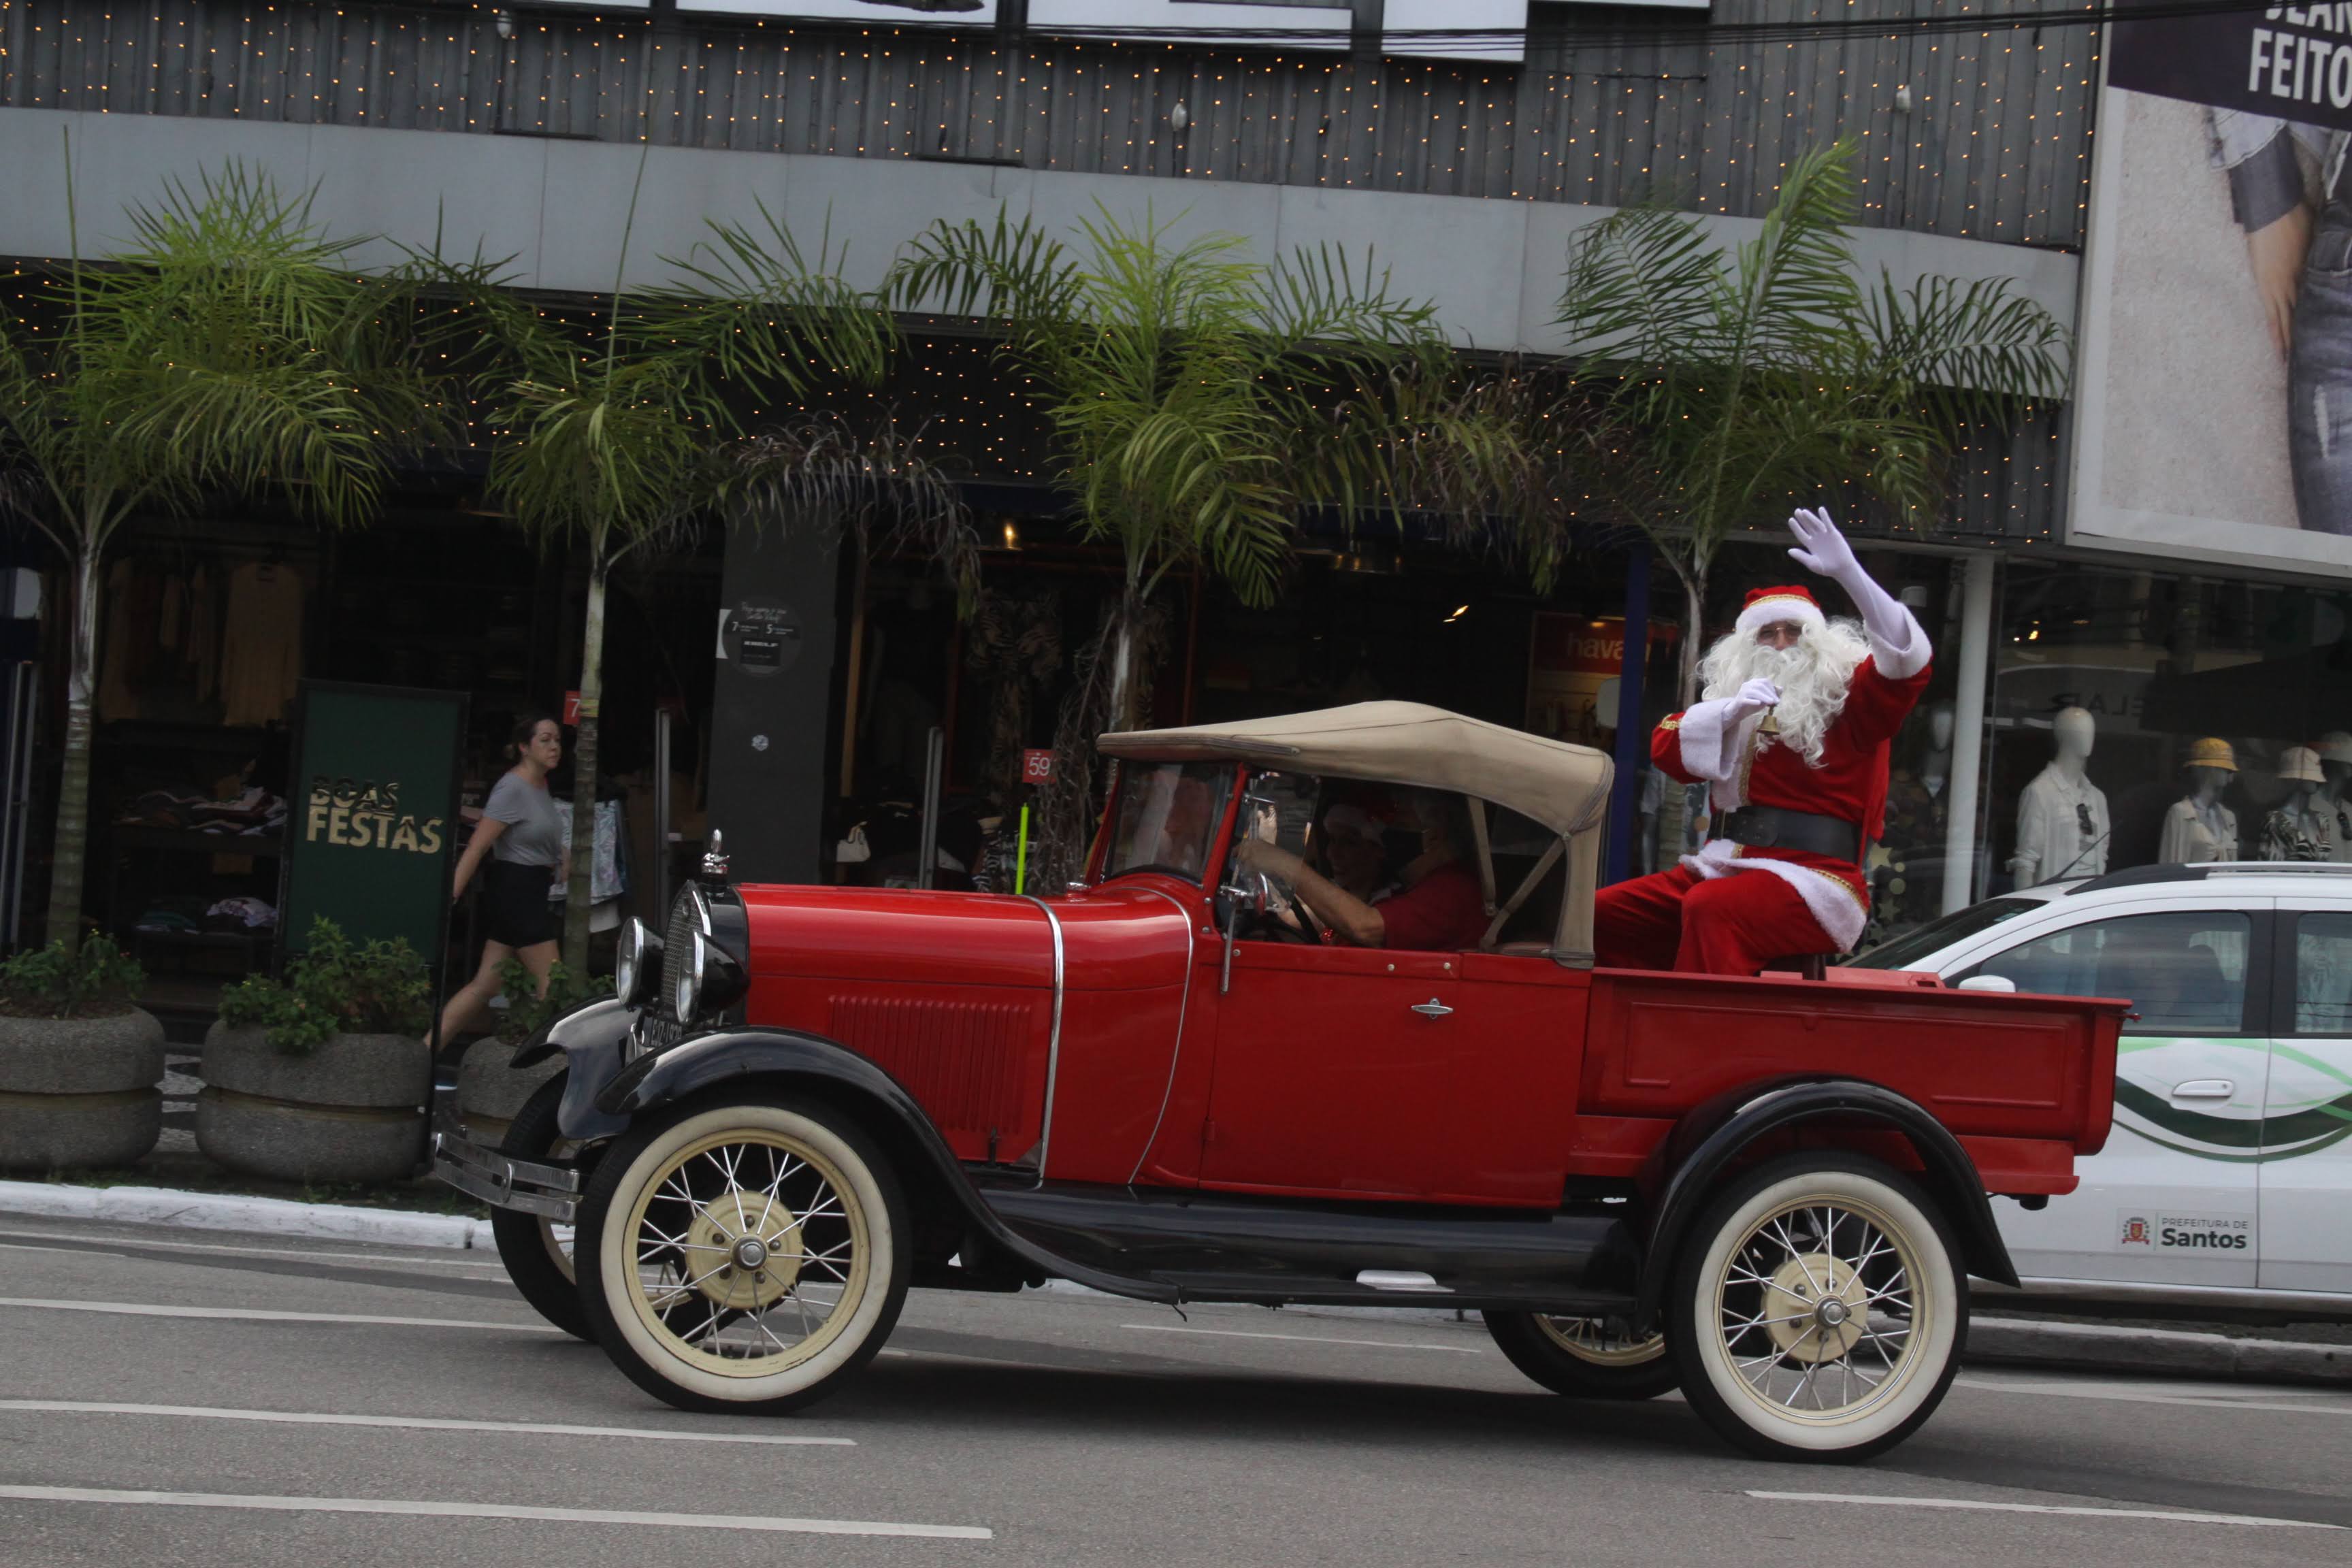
[{"xmin": 706, "ymin": 516, "xmax": 845, "ymax": 885}]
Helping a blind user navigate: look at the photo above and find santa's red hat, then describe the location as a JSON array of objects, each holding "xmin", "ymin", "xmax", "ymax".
[{"xmin": 1734, "ymin": 585, "xmax": 1825, "ymax": 638}]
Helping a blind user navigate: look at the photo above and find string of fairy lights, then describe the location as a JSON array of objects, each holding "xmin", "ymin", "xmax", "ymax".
[
  {"xmin": 2, "ymin": 0, "xmax": 2097, "ymax": 249},
  {"xmin": 0, "ymin": 0, "xmax": 2101, "ymax": 534}
]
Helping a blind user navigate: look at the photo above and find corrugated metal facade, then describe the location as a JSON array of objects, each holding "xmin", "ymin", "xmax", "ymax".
[{"xmin": 1, "ymin": 0, "xmax": 2097, "ymax": 250}]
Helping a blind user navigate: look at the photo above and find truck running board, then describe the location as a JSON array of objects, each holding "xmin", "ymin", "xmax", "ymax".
[{"xmin": 976, "ymin": 1179, "xmax": 1641, "ymax": 1315}]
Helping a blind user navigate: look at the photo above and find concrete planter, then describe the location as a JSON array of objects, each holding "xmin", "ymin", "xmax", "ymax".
[
  {"xmin": 197, "ymin": 1024, "xmax": 430, "ymax": 1183},
  {"xmin": 0, "ymin": 1009, "xmax": 165, "ymax": 1171},
  {"xmin": 455, "ymin": 1038, "xmax": 565, "ymax": 1147}
]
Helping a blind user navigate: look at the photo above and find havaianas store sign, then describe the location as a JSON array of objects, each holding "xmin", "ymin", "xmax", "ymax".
[{"xmin": 280, "ymin": 681, "xmax": 471, "ymax": 967}]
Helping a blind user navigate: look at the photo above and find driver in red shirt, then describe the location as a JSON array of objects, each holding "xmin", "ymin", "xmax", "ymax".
[{"xmin": 1238, "ymin": 791, "xmax": 1487, "ymax": 951}]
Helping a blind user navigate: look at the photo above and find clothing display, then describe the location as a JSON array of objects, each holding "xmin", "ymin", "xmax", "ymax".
[
  {"xmin": 219, "ymin": 561, "xmax": 306, "ymax": 726},
  {"xmin": 2264, "ymin": 747, "xmax": 2333, "ymax": 862},
  {"xmin": 2262, "ymin": 804, "xmax": 2332, "ymax": 862},
  {"xmin": 2012, "ymin": 762, "xmax": 2110, "ymax": 885},
  {"xmin": 2159, "ymin": 797, "xmax": 2239, "ymax": 864}
]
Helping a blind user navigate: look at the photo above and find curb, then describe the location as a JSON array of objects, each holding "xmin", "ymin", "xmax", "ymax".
[
  {"xmin": 0, "ymin": 1180, "xmax": 490, "ymax": 1252},
  {"xmin": 1968, "ymin": 1315, "xmax": 2352, "ymax": 1386}
]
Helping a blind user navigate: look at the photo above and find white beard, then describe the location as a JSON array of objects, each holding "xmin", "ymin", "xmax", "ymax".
[{"xmin": 1698, "ymin": 619, "xmax": 1872, "ymax": 766}]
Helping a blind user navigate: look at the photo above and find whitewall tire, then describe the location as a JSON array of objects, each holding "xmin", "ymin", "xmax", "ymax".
[
  {"xmin": 1667, "ymin": 1154, "xmax": 1963, "ymax": 1461},
  {"xmin": 577, "ymin": 1097, "xmax": 910, "ymax": 1414},
  {"xmin": 1486, "ymin": 1312, "xmax": 1678, "ymax": 1400}
]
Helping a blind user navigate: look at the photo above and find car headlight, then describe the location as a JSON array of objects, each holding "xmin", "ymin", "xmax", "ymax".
[
  {"xmin": 615, "ymin": 918, "xmax": 662, "ymax": 1007},
  {"xmin": 674, "ymin": 930, "xmax": 748, "ymax": 1026}
]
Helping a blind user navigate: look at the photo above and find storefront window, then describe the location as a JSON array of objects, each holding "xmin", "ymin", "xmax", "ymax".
[{"xmin": 1987, "ymin": 564, "xmax": 2352, "ymax": 892}]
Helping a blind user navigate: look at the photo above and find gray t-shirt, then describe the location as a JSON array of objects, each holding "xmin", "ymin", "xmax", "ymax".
[{"xmin": 485, "ymin": 770, "xmax": 564, "ymax": 867}]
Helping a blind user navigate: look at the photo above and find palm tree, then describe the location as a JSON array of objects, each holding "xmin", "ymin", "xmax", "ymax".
[
  {"xmin": 885, "ymin": 206, "xmax": 1446, "ymax": 736},
  {"xmin": 1555, "ymin": 141, "xmax": 2070, "ymax": 703},
  {"xmin": 446, "ymin": 177, "xmax": 904, "ymax": 967},
  {"xmin": 0, "ymin": 153, "xmax": 434, "ymax": 949}
]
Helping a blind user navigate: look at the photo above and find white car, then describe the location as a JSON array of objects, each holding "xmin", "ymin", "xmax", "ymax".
[{"xmin": 1848, "ymin": 863, "xmax": 2352, "ymax": 1311}]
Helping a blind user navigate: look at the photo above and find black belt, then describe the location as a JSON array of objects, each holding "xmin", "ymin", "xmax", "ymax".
[{"xmin": 1718, "ymin": 806, "xmax": 1861, "ymax": 863}]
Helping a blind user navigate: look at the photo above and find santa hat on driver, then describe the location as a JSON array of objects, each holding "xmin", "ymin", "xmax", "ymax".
[{"xmin": 1734, "ymin": 585, "xmax": 1827, "ymax": 638}]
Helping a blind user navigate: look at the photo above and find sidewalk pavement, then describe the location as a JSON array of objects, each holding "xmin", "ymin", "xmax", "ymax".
[{"xmin": 1, "ymin": 1179, "xmax": 2345, "ymax": 1386}]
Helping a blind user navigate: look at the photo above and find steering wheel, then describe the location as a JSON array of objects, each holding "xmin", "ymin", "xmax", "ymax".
[{"xmin": 1247, "ymin": 866, "xmax": 1330, "ymax": 946}]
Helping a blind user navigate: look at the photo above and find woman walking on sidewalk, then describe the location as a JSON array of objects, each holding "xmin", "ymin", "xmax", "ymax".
[{"xmin": 434, "ymin": 713, "xmax": 570, "ymax": 1053}]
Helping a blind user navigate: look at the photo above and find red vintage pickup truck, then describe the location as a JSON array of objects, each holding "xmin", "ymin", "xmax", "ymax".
[{"xmin": 436, "ymin": 702, "xmax": 2121, "ymax": 1461}]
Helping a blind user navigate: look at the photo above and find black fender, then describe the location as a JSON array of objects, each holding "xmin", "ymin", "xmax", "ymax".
[
  {"xmin": 510, "ymin": 997, "xmax": 638, "ymax": 1143},
  {"xmin": 592, "ymin": 1026, "xmax": 1181, "ymax": 1304},
  {"xmin": 1633, "ymin": 1076, "xmax": 2019, "ymax": 1322}
]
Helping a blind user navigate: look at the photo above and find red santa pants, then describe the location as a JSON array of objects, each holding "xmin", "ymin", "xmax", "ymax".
[{"xmin": 1593, "ymin": 864, "xmax": 1838, "ymax": 976}]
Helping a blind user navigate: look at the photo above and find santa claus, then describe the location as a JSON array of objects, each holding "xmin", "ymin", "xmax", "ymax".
[{"xmin": 1595, "ymin": 507, "xmax": 1932, "ymax": 975}]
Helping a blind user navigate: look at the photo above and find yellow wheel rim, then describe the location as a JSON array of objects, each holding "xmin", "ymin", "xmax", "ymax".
[
  {"xmin": 1533, "ymin": 1316, "xmax": 1667, "ymax": 1367},
  {"xmin": 619, "ymin": 1128, "xmax": 871, "ymax": 1378},
  {"xmin": 1712, "ymin": 1195, "xmax": 1927, "ymax": 1425}
]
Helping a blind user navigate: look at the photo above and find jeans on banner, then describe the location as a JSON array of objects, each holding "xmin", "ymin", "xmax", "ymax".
[{"xmin": 2291, "ymin": 213, "xmax": 2352, "ymax": 535}]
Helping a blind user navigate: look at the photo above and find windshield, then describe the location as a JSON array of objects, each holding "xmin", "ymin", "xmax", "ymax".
[
  {"xmin": 1846, "ymin": 896, "xmax": 2046, "ymax": 971},
  {"xmin": 1100, "ymin": 762, "xmax": 1235, "ymax": 885}
]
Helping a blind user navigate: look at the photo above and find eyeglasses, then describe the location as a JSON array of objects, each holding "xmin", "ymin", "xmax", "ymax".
[{"xmin": 2076, "ymin": 802, "xmax": 2097, "ymax": 837}]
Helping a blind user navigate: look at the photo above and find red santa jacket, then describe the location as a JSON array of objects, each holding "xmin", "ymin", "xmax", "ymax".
[{"xmin": 1651, "ymin": 654, "xmax": 1933, "ymax": 943}]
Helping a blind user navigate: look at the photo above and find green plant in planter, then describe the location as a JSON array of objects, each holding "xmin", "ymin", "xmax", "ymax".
[
  {"xmin": 0, "ymin": 934, "xmax": 143, "ymax": 1019},
  {"xmin": 493, "ymin": 958, "xmax": 602, "ymax": 1046},
  {"xmin": 218, "ymin": 918, "xmax": 432, "ymax": 1056}
]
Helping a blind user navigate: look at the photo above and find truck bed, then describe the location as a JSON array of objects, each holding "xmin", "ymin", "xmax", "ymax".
[{"xmin": 1569, "ymin": 967, "xmax": 2124, "ymax": 1196}]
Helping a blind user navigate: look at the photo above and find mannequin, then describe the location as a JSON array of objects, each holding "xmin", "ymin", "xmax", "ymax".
[
  {"xmin": 1919, "ymin": 701, "xmax": 1955, "ymax": 800},
  {"xmin": 2010, "ymin": 707, "xmax": 2111, "ymax": 885},
  {"xmin": 2158, "ymin": 738, "xmax": 2240, "ymax": 864},
  {"xmin": 2262, "ymin": 746, "xmax": 2332, "ymax": 862},
  {"xmin": 2318, "ymin": 733, "xmax": 2352, "ymax": 864}
]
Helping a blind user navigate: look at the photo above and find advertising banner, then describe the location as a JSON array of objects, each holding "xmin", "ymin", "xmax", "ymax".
[
  {"xmin": 1525, "ymin": 614, "xmax": 1674, "ymax": 747},
  {"xmin": 280, "ymin": 682, "xmax": 470, "ymax": 969},
  {"xmin": 2072, "ymin": 3, "xmax": 2352, "ymax": 571}
]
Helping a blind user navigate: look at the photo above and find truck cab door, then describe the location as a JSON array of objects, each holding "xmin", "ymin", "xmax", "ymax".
[
  {"xmin": 1201, "ymin": 937, "xmax": 1461, "ymax": 1200},
  {"xmin": 1961, "ymin": 902, "xmax": 2265, "ymax": 1287}
]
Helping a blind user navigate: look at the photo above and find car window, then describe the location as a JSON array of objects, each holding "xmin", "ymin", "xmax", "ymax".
[
  {"xmin": 2291, "ymin": 912, "xmax": 2352, "ymax": 1034},
  {"xmin": 1846, "ymin": 896, "xmax": 2045, "ymax": 970},
  {"xmin": 1963, "ymin": 911, "xmax": 2253, "ymax": 1034}
]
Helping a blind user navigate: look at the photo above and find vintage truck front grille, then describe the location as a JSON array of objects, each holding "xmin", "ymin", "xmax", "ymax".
[{"xmin": 657, "ymin": 885, "xmax": 702, "ymax": 1022}]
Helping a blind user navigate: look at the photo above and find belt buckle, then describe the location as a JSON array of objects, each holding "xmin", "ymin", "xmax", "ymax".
[{"xmin": 1735, "ymin": 808, "xmax": 1777, "ymax": 848}]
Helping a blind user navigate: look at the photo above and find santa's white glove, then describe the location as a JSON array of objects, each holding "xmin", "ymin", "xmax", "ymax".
[
  {"xmin": 1727, "ymin": 678, "xmax": 1782, "ymax": 721},
  {"xmin": 1787, "ymin": 506, "xmax": 1861, "ymax": 582},
  {"xmin": 1784, "ymin": 506, "xmax": 1930, "ymax": 679}
]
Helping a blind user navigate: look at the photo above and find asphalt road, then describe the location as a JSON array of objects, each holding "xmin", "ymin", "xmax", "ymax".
[{"xmin": 0, "ymin": 1213, "xmax": 2345, "ymax": 1567}]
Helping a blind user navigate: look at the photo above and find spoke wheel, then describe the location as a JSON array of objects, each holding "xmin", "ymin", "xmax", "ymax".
[
  {"xmin": 578, "ymin": 1098, "xmax": 908, "ymax": 1414},
  {"xmin": 1486, "ymin": 1311, "xmax": 1678, "ymax": 1400},
  {"xmin": 488, "ymin": 1073, "xmax": 591, "ymax": 1341},
  {"xmin": 1669, "ymin": 1154, "xmax": 1963, "ymax": 1462}
]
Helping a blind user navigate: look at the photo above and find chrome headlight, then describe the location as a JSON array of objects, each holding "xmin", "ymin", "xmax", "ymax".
[
  {"xmin": 615, "ymin": 918, "xmax": 662, "ymax": 1007},
  {"xmin": 674, "ymin": 930, "xmax": 748, "ymax": 1026}
]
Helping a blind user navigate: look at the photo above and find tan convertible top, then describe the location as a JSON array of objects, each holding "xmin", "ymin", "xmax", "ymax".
[
  {"xmin": 1098, "ymin": 701, "xmax": 1614, "ymax": 838},
  {"xmin": 1098, "ymin": 702, "xmax": 1614, "ymax": 962}
]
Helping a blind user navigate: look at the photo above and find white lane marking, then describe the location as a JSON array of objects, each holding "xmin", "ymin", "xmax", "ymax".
[
  {"xmin": 1959, "ymin": 1377, "xmax": 2352, "ymax": 1417},
  {"xmin": 1748, "ymin": 1491, "xmax": 2341, "ymax": 1531},
  {"xmin": 1120, "ymin": 1323, "xmax": 1480, "ymax": 1354},
  {"xmin": 0, "ymin": 1486, "xmax": 988, "ymax": 1539},
  {"xmin": 0, "ymin": 1297, "xmax": 561, "ymax": 1333},
  {"xmin": 0, "ymin": 1401, "xmax": 853, "ymax": 1447},
  {"xmin": 0, "ymin": 1228, "xmax": 507, "ymax": 1272}
]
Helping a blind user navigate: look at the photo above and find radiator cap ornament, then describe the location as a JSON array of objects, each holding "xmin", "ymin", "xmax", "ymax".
[{"xmin": 700, "ymin": 829, "xmax": 730, "ymax": 882}]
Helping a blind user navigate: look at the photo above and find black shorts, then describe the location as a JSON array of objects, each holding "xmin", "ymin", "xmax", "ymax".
[{"xmin": 480, "ymin": 858, "xmax": 558, "ymax": 949}]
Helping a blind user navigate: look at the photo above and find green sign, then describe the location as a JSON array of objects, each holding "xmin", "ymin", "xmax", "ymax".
[{"xmin": 280, "ymin": 681, "xmax": 470, "ymax": 968}]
